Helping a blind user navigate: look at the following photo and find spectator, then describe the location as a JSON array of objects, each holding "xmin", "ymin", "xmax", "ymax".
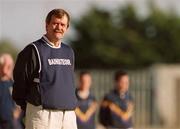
[
  {"xmin": 0, "ymin": 53, "xmax": 22, "ymax": 129},
  {"xmin": 99, "ymin": 70, "xmax": 134, "ymax": 129},
  {"xmin": 75, "ymin": 71, "xmax": 97, "ymax": 129}
]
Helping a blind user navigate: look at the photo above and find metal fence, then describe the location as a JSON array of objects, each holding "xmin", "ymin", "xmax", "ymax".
[{"xmin": 75, "ymin": 69, "xmax": 160, "ymax": 128}]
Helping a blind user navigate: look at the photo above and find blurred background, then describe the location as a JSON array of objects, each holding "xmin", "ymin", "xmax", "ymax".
[{"xmin": 1, "ymin": 0, "xmax": 180, "ymax": 129}]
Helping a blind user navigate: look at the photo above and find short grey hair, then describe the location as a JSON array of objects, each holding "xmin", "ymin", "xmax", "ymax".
[{"xmin": 0, "ymin": 53, "xmax": 13, "ymax": 66}]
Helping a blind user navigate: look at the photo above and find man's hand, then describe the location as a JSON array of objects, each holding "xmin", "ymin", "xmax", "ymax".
[
  {"xmin": 75, "ymin": 102, "xmax": 98, "ymax": 122},
  {"xmin": 101, "ymin": 100, "xmax": 134, "ymax": 121},
  {"xmin": 13, "ymin": 105, "xmax": 22, "ymax": 120}
]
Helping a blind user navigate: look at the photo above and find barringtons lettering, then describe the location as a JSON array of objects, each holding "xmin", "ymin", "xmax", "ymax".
[{"xmin": 48, "ymin": 58, "xmax": 71, "ymax": 65}]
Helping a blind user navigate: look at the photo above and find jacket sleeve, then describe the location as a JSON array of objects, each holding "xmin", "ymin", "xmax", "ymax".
[{"xmin": 12, "ymin": 44, "xmax": 39, "ymax": 111}]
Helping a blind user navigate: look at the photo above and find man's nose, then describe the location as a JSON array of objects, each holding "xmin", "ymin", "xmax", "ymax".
[{"xmin": 56, "ymin": 24, "xmax": 62, "ymax": 30}]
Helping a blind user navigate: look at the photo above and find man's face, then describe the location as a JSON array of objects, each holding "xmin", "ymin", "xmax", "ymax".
[
  {"xmin": 46, "ymin": 15, "xmax": 69, "ymax": 42},
  {"xmin": 116, "ymin": 75, "xmax": 129, "ymax": 93},
  {"xmin": 0, "ymin": 56, "xmax": 14, "ymax": 79},
  {"xmin": 80, "ymin": 74, "xmax": 92, "ymax": 91}
]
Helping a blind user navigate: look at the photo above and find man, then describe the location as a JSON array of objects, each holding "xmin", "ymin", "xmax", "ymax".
[
  {"xmin": 12, "ymin": 9, "xmax": 77, "ymax": 129},
  {"xmin": 99, "ymin": 70, "xmax": 134, "ymax": 129},
  {"xmin": 75, "ymin": 71, "xmax": 97, "ymax": 129},
  {"xmin": 0, "ymin": 53, "xmax": 21, "ymax": 129},
  {"xmin": 0, "ymin": 53, "xmax": 14, "ymax": 129}
]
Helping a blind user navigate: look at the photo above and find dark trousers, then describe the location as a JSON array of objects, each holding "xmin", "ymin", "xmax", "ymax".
[
  {"xmin": 0, "ymin": 120, "xmax": 13, "ymax": 129},
  {"xmin": 0, "ymin": 119, "xmax": 23, "ymax": 129}
]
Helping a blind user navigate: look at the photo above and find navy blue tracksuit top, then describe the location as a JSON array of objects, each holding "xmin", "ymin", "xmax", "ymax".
[
  {"xmin": 76, "ymin": 89, "xmax": 96, "ymax": 129},
  {"xmin": 0, "ymin": 81, "xmax": 14, "ymax": 125},
  {"xmin": 99, "ymin": 89, "xmax": 133, "ymax": 129},
  {"xmin": 13, "ymin": 37, "xmax": 77, "ymax": 110}
]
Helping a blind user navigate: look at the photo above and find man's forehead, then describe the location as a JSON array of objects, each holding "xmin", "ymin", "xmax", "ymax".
[{"xmin": 51, "ymin": 15, "xmax": 68, "ymax": 21}]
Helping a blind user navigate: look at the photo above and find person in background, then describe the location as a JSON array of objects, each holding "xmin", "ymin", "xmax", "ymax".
[
  {"xmin": 0, "ymin": 53, "xmax": 22, "ymax": 129},
  {"xmin": 75, "ymin": 71, "xmax": 97, "ymax": 129},
  {"xmin": 99, "ymin": 70, "xmax": 134, "ymax": 129}
]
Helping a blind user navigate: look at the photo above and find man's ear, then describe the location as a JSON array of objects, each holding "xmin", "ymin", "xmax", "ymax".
[
  {"xmin": 45, "ymin": 24, "xmax": 47, "ymax": 32},
  {"xmin": 66, "ymin": 24, "xmax": 70, "ymax": 29}
]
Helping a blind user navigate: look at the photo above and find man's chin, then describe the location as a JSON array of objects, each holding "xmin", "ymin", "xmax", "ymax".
[
  {"xmin": 53, "ymin": 36, "xmax": 62, "ymax": 41},
  {"xmin": 55, "ymin": 35, "xmax": 63, "ymax": 40}
]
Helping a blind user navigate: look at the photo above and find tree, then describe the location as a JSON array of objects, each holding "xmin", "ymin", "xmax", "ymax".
[
  {"xmin": 70, "ymin": 4, "xmax": 180, "ymax": 69},
  {"xmin": 0, "ymin": 40, "xmax": 18, "ymax": 60},
  {"xmin": 71, "ymin": 8, "xmax": 117, "ymax": 68}
]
